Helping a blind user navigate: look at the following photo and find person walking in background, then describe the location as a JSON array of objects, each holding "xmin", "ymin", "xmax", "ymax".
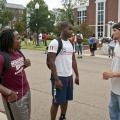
[
  {"xmin": 88, "ymin": 33, "xmax": 97, "ymax": 56},
  {"xmin": 33, "ymin": 31, "xmax": 37, "ymax": 46},
  {"xmin": 76, "ymin": 31, "xmax": 83, "ymax": 58},
  {"xmin": 47, "ymin": 21, "xmax": 79, "ymax": 120},
  {"xmin": 103, "ymin": 22, "xmax": 120, "ymax": 120},
  {"xmin": 42, "ymin": 32, "xmax": 47, "ymax": 46},
  {"xmin": 0, "ymin": 29, "xmax": 31, "ymax": 120},
  {"xmin": 39, "ymin": 33, "xmax": 43, "ymax": 47},
  {"xmin": 108, "ymin": 38, "xmax": 116, "ymax": 58},
  {"xmin": 71, "ymin": 33, "xmax": 77, "ymax": 52}
]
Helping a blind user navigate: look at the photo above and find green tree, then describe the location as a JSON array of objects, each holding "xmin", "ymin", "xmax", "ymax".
[
  {"xmin": 52, "ymin": 8, "xmax": 67, "ymax": 24},
  {"xmin": 0, "ymin": 10, "xmax": 15, "ymax": 27},
  {"xmin": 26, "ymin": 0, "xmax": 54, "ymax": 33},
  {"xmin": 79, "ymin": 23, "xmax": 93, "ymax": 38},
  {"xmin": 61, "ymin": 0, "xmax": 73, "ymax": 23},
  {"xmin": 14, "ymin": 21, "xmax": 25, "ymax": 35}
]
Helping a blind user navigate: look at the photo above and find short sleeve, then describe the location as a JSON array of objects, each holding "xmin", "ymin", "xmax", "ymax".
[
  {"xmin": 48, "ymin": 39, "xmax": 58, "ymax": 53},
  {"xmin": 81, "ymin": 34, "xmax": 83, "ymax": 39},
  {"xmin": 0, "ymin": 54, "xmax": 4, "ymax": 75}
]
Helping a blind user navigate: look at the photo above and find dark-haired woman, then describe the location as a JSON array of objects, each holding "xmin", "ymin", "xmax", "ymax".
[{"xmin": 0, "ymin": 29, "xmax": 31, "ymax": 120}]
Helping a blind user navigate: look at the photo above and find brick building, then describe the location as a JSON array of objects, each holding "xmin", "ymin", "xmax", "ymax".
[
  {"xmin": 0, "ymin": 1, "xmax": 24, "ymax": 28},
  {"xmin": 73, "ymin": 0, "xmax": 120, "ymax": 38},
  {"xmin": 6, "ymin": 3, "xmax": 24, "ymax": 27}
]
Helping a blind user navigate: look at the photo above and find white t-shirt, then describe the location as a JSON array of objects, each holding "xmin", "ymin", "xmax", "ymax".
[
  {"xmin": 111, "ymin": 43, "xmax": 120, "ymax": 95},
  {"xmin": 39, "ymin": 33, "xmax": 42, "ymax": 40},
  {"xmin": 48, "ymin": 39, "xmax": 73, "ymax": 77}
]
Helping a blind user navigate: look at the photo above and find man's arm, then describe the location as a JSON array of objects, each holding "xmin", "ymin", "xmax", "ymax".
[
  {"xmin": 103, "ymin": 71, "xmax": 120, "ymax": 80},
  {"xmin": 47, "ymin": 52, "xmax": 59, "ymax": 80},
  {"xmin": 72, "ymin": 53, "xmax": 79, "ymax": 85},
  {"xmin": 47, "ymin": 52, "xmax": 62, "ymax": 89}
]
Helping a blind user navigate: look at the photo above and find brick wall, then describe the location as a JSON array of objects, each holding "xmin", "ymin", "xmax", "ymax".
[{"xmin": 105, "ymin": 0, "xmax": 118, "ymax": 24}]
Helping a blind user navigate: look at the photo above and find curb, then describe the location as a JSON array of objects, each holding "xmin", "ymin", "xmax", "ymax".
[{"xmin": 83, "ymin": 53, "xmax": 110, "ymax": 59}]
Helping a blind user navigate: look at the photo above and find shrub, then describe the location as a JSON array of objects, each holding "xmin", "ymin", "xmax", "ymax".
[
  {"xmin": 82, "ymin": 38, "xmax": 89, "ymax": 45},
  {"xmin": 47, "ymin": 35, "xmax": 55, "ymax": 40}
]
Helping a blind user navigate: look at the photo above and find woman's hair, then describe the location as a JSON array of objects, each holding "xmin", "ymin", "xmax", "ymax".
[
  {"xmin": 92, "ymin": 33, "xmax": 95, "ymax": 37},
  {"xmin": 0, "ymin": 29, "xmax": 14, "ymax": 52}
]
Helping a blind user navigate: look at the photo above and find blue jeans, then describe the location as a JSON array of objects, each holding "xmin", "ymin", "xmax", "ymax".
[{"xmin": 109, "ymin": 92, "xmax": 120, "ymax": 120}]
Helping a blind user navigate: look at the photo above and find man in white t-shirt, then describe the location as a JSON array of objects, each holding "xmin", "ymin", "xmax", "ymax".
[
  {"xmin": 103, "ymin": 22, "xmax": 120, "ymax": 120},
  {"xmin": 47, "ymin": 22, "xmax": 79, "ymax": 120}
]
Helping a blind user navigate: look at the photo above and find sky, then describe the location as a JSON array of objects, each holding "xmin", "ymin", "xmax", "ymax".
[{"xmin": 7, "ymin": 0, "xmax": 63, "ymax": 10}]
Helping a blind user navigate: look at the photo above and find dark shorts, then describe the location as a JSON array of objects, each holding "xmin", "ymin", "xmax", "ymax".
[
  {"xmin": 89, "ymin": 43, "xmax": 97, "ymax": 52},
  {"xmin": 51, "ymin": 75, "xmax": 73, "ymax": 105}
]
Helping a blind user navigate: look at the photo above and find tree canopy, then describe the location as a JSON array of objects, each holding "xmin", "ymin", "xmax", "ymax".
[
  {"xmin": 26, "ymin": 0, "xmax": 55, "ymax": 33},
  {"xmin": 0, "ymin": 10, "xmax": 15, "ymax": 27}
]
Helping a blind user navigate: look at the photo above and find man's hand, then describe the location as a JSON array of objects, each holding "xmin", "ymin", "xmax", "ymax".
[
  {"xmin": 7, "ymin": 91, "xmax": 18, "ymax": 103},
  {"xmin": 55, "ymin": 79, "xmax": 63, "ymax": 89},
  {"xmin": 103, "ymin": 72, "xmax": 114, "ymax": 80},
  {"xmin": 75, "ymin": 76, "xmax": 79, "ymax": 85}
]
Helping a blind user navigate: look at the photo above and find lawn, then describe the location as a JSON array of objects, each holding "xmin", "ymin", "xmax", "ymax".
[{"xmin": 21, "ymin": 40, "xmax": 51, "ymax": 51}]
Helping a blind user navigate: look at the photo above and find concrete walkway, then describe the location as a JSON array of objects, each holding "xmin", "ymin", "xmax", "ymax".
[{"xmin": 0, "ymin": 48, "xmax": 110, "ymax": 120}]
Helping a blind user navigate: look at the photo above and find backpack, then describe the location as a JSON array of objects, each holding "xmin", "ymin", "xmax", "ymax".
[
  {"xmin": 46, "ymin": 38, "xmax": 63, "ymax": 69},
  {"xmin": 77, "ymin": 33, "xmax": 82, "ymax": 44}
]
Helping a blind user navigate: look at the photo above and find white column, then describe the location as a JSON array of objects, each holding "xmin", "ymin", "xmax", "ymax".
[
  {"xmin": 103, "ymin": 0, "xmax": 106, "ymax": 37},
  {"xmin": 95, "ymin": 0, "xmax": 98, "ymax": 38},
  {"xmin": 118, "ymin": 0, "xmax": 120, "ymax": 22},
  {"xmin": 107, "ymin": 24, "xmax": 110, "ymax": 37}
]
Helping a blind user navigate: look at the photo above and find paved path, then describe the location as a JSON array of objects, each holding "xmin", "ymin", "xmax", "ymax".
[{"xmin": 0, "ymin": 49, "xmax": 111, "ymax": 120}]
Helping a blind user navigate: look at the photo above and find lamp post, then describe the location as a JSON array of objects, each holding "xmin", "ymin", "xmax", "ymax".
[
  {"xmin": 35, "ymin": 2, "xmax": 39, "ymax": 46},
  {"xmin": 48, "ymin": 15, "xmax": 50, "ymax": 33},
  {"xmin": 108, "ymin": 21, "xmax": 114, "ymax": 37}
]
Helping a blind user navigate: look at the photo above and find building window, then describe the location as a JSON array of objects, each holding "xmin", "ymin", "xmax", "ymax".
[
  {"xmin": 77, "ymin": 10, "xmax": 87, "ymax": 25},
  {"xmin": 97, "ymin": 2, "xmax": 104, "ymax": 38}
]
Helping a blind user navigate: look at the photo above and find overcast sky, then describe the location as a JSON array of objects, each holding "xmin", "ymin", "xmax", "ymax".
[{"xmin": 7, "ymin": 0, "xmax": 62, "ymax": 10}]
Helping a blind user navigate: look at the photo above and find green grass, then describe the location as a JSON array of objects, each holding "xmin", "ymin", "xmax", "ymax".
[{"xmin": 21, "ymin": 41, "xmax": 47, "ymax": 51}]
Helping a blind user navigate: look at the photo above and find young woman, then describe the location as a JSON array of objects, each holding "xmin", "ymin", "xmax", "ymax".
[{"xmin": 0, "ymin": 29, "xmax": 31, "ymax": 120}]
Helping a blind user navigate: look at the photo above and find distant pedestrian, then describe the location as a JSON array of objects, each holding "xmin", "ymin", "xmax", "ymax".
[
  {"xmin": 108, "ymin": 38, "xmax": 116, "ymax": 58},
  {"xmin": 0, "ymin": 29, "xmax": 31, "ymax": 120},
  {"xmin": 76, "ymin": 31, "xmax": 83, "ymax": 58},
  {"xmin": 33, "ymin": 31, "xmax": 37, "ymax": 46},
  {"xmin": 39, "ymin": 33, "xmax": 43, "ymax": 47},
  {"xmin": 103, "ymin": 22, "xmax": 120, "ymax": 120},
  {"xmin": 47, "ymin": 21, "xmax": 79, "ymax": 120},
  {"xmin": 42, "ymin": 32, "xmax": 47, "ymax": 46},
  {"xmin": 71, "ymin": 33, "xmax": 77, "ymax": 52},
  {"xmin": 88, "ymin": 33, "xmax": 97, "ymax": 56}
]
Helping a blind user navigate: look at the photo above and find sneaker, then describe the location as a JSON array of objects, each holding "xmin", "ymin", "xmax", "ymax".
[{"xmin": 59, "ymin": 117, "xmax": 66, "ymax": 120}]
